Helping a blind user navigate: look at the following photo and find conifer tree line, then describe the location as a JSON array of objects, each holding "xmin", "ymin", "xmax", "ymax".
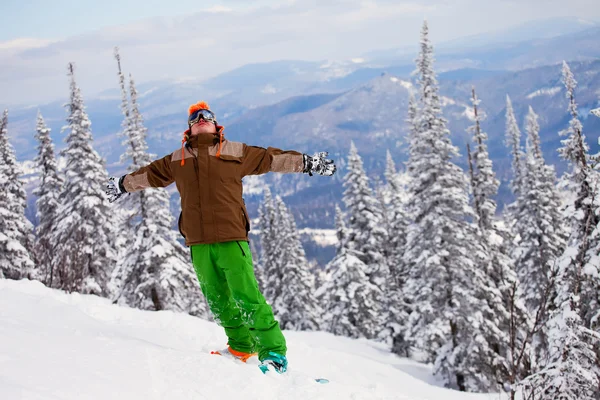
[
  {"xmin": 260, "ymin": 21, "xmax": 600, "ymax": 397},
  {"xmin": 1, "ymin": 51, "xmax": 209, "ymax": 318},
  {"xmin": 287, "ymin": 22, "xmax": 599, "ymax": 398},
  {"xmin": 2, "ymin": 22, "xmax": 600, "ymax": 398}
]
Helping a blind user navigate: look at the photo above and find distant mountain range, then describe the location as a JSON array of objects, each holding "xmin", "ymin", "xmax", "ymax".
[{"xmin": 366, "ymin": 17, "xmax": 600, "ymax": 70}]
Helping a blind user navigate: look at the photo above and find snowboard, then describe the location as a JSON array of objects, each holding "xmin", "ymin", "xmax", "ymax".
[{"xmin": 210, "ymin": 350, "xmax": 329, "ymax": 384}]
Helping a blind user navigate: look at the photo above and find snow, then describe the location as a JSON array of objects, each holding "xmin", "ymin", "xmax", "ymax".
[
  {"xmin": 525, "ymin": 87, "xmax": 561, "ymax": 99},
  {"xmin": 389, "ymin": 77, "xmax": 414, "ymax": 92},
  {"xmin": 440, "ymin": 96, "xmax": 456, "ymax": 107},
  {"xmin": 261, "ymin": 84, "xmax": 279, "ymax": 94},
  {"xmin": 0, "ymin": 279, "xmax": 509, "ymax": 400},
  {"xmin": 139, "ymin": 87, "xmax": 159, "ymax": 98},
  {"xmin": 317, "ymin": 60, "xmax": 354, "ymax": 80},
  {"xmin": 242, "ymin": 175, "xmax": 266, "ymax": 195},
  {"xmin": 298, "ymin": 228, "xmax": 337, "ymax": 246}
]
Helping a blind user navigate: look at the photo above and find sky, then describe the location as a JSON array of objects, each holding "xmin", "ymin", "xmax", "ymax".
[
  {"xmin": 0, "ymin": 278, "xmax": 508, "ymax": 399},
  {"xmin": 1, "ymin": 0, "xmax": 599, "ymax": 105}
]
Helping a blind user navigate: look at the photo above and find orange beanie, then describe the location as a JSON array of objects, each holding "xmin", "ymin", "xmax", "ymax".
[
  {"xmin": 180, "ymin": 101, "xmax": 224, "ymax": 166},
  {"xmin": 188, "ymin": 101, "xmax": 211, "ymax": 115}
]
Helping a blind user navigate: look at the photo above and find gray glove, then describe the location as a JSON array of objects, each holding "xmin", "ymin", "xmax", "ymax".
[
  {"xmin": 106, "ymin": 176, "xmax": 127, "ymax": 203},
  {"xmin": 303, "ymin": 152, "xmax": 336, "ymax": 176},
  {"xmin": 592, "ymin": 108, "xmax": 600, "ymax": 118}
]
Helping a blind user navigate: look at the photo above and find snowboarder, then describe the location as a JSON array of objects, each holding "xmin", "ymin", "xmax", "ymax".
[{"xmin": 105, "ymin": 101, "xmax": 336, "ymax": 374}]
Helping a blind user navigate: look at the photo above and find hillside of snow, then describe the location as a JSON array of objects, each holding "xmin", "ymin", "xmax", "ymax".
[{"xmin": 0, "ymin": 279, "xmax": 510, "ymax": 400}]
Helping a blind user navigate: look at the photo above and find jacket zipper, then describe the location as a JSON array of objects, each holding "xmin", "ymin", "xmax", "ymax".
[
  {"xmin": 192, "ymin": 148, "xmax": 204, "ymax": 240},
  {"xmin": 236, "ymin": 241, "xmax": 246, "ymax": 257}
]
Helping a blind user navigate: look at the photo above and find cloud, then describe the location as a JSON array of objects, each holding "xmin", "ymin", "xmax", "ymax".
[
  {"xmin": 0, "ymin": 38, "xmax": 58, "ymax": 52},
  {"xmin": 1, "ymin": 0, "xmax": 599, "ymax": 105}
]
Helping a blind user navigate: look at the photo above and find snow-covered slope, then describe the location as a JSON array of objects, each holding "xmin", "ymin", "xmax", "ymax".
[{"xmin": 0, "ymin": 279, "xmax": 508, "ymax": 400}]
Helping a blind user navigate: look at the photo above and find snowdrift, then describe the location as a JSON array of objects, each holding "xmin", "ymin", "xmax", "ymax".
[{"xmin": 0, "ymin": 279, "xmax": 506, "ymax": 400}]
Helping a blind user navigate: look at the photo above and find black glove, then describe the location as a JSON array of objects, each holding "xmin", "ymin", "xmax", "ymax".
[
  {"xmin": 303, "ymin": 152, "xmax": 336, "ymax": 176},
  {"xmin": 106, "ymin": 176, "xmax": 127, "ymax": 203}
]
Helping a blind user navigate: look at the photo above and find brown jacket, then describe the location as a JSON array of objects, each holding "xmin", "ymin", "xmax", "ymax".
[{"xmin": 122, "ymin": 132, "xmax": 304, "ymax": 246}]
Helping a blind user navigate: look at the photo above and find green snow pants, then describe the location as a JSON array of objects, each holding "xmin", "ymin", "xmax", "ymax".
[{"xmin": 190, "ymin": 240, "xmax": 286, "ymax": 361}]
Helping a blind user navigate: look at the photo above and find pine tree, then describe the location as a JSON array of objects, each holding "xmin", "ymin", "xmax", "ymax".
[
  {"xmin": 314, "ymin": 203, "xmax": 347, "ymax": 329},
  {"xmin": 113, "ymin": 47, "xmax": 142, "ymax": 250},
  {"xmin": 555, "ymin": 62, "xmax": 600, "ymax": 328},
  {"xmin": 466, "ymin": 88, "xmax": 532, "ymax": 391},
  {"xmin": 334, "ymin": 204, "xmax": 348, "ymax": 253},
  {"xmin": 343, "ymin": 141, "xmax": 388, "ymax": 271},
  {"xmin": 33, "ymin": 112, "xmax": 64, "ymax": 286},
  {"xmin": 523, "ymin": 62, "xmax": 600, "ymax": 399},
  {"xmin": 509, "ymin": 106, "xmax": 568, "ymax": 375},
  {"xmin": 110, "ymin": 51, "xmax": 207, "ymax": 317},
  {"xmin": 318, "ymin": 203, "xmax": 382, "ymax": 338},
  {"xmin": 521, "ymin": 293, "xmax": 600, "ymax": 400},
  {"xmin": 502, "ymin": 94, "xmax": 525, "ymax": 270},
  {"xmin": 383, "ymin": 150, "xmax": 409, "ymax": 272},
  {"xmin": 269, "ymin": 196, "xmax": 321, "ymax": 331},
  {"xmin": 381, "ymin": 150, "xmax": 411, "ymax": 355},
  {"xmin": 259, "ymin": 187, "xmax": 279, "ymax": 299},
  {"xmin": 343, "ymin": 141, "xmax": 388, "ymax": 298},
  {"xmin": 0, "ymin": 110, "xmax": 35, "ymax": 280},
  {"xmin": 404, "ymin": 21, "xmax": 498, "ymax": 391},
  {"xmin": 515, "ymin": 107, "xmax": 566, "ymax": 315},
  {"xmin": 340, "ymin": 141, "xmax": 389, "ymax": 338},
  {"xmin": 469, "ymin": 89, "xmax": 498, "ymax": 232},
  {"xmin": 505, "ymin": 95, "xmax": 525, "ymax": 198},
  {"xmin": 51, "ymin": 63, "xmax": 117, "ymax": 295}
]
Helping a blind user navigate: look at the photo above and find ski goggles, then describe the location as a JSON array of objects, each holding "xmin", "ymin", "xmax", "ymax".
[{"xmin": 188, "ymin": 109, "xmax": 217, "ymax": 126}]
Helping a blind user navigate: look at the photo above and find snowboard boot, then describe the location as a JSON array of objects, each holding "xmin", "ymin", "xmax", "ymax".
[
  {"xmin": 258, "ymin": 352, "xmax": 288, "ymax": 374},
  {"xmin": 211, "ymin": 346, "xmax": 257, "ymax": 363}
]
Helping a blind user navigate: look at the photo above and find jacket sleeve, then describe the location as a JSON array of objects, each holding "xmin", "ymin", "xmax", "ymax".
[
  {"xmin": 241, "ymin": 145, "xmax": 305, "ymax": 176},
  {"xmin": 122, "ymin": 154, "xmax": 174, "ymax": 193}
]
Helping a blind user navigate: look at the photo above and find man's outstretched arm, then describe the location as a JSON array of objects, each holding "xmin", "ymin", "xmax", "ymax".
[
  {"xmin": 106, "ymin": 154, "xmax": 174, "ymax": 203},
  {"xmin": 241, "ymin": 145, "xmax": 336, "ymax": 177}
]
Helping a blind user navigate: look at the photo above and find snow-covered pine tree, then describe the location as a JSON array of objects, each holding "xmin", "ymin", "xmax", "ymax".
[
  {"xmin": 259, "ymin": 186, "xmax": 279, "ymax": 298},
  {"xmin": 343, "ymin": 141, "xmax": 388, "ymax": 275},
  {"xmin": 33, "ymin": 112, "xmax": 64, "ymax": 286},
  {"xmin": 269, "ymin": 196, "xmax": 321, "ymax": 331},
  {"xmin": 343, "ymin": 141, "xmax": 388, "ymax": 304},
  {"xmin": 469, "ymin": 89, "xmax": 497, "ymax": 232},
  {"xmin": 0, "ymin": 111, "xmax": 35, "ymax": 267},
  {"xmin": 554, "ymin": 61, "xmax": 600, "ymax": 329},
  {"xmin": 314, "ymin": 203, "xmax": 347, "ymax": 327},
  {"xmin": 112, "ymin": 47, "xmax": 140, "ymax": 251},
  {"xmin": 318, "ymin": 203, "xmax": 382, "ymax": 338},
  {"xmin": 502, "ymin": 95, "xmax": 526, "ymax": 266},
  {"xmin": 522, "ymin": 62, "xmax": 600, "ymax": 399},
  {"xmin": 515, "ymin": 106, "xmax": 566, "ymax": 315},
  {"xmin": 0, "ymin": 110, "xmax": 35, "ymax": 280},
  {"xmin": 521, "ymin": 292, "xmax": 600, "ymax": 400},
  {"xmin": 342, "ymin": 141, "xmax": 390, "ymax": 337},
  {"xmin": 404, "ymin": 21, "xmax": 498, "ymax": 391},
  {"xmin": 384, "ymin": 150, "xmax": 397, "ymax": 194},
  {"xmin": 334, "ymin": 204, "xmax": 348, "ymax": 253},
  {"xmin": 466, "ymin": 88, "xmax": 531, "ymax": 391},
  {"xmin": 505, "ymin": 95, "xmax": 525, "ymax": 199},
  {"xmin": 51, "ymin": 63, "xmax": 117, "ymax": 296},
  {"xmin": 380, "ymin": 150, "xmax": 411, "ymax": 355},
  {"xmin": 374, "ymin": 176, "xmax": 391, "ymax": 244},
  {"xmin": 110, "ymin": 56, "xmax": 207, "ymax": 317},
  {"xmin": 383, "ymin": 150, "xmax": 409, "ymax": 271}
]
